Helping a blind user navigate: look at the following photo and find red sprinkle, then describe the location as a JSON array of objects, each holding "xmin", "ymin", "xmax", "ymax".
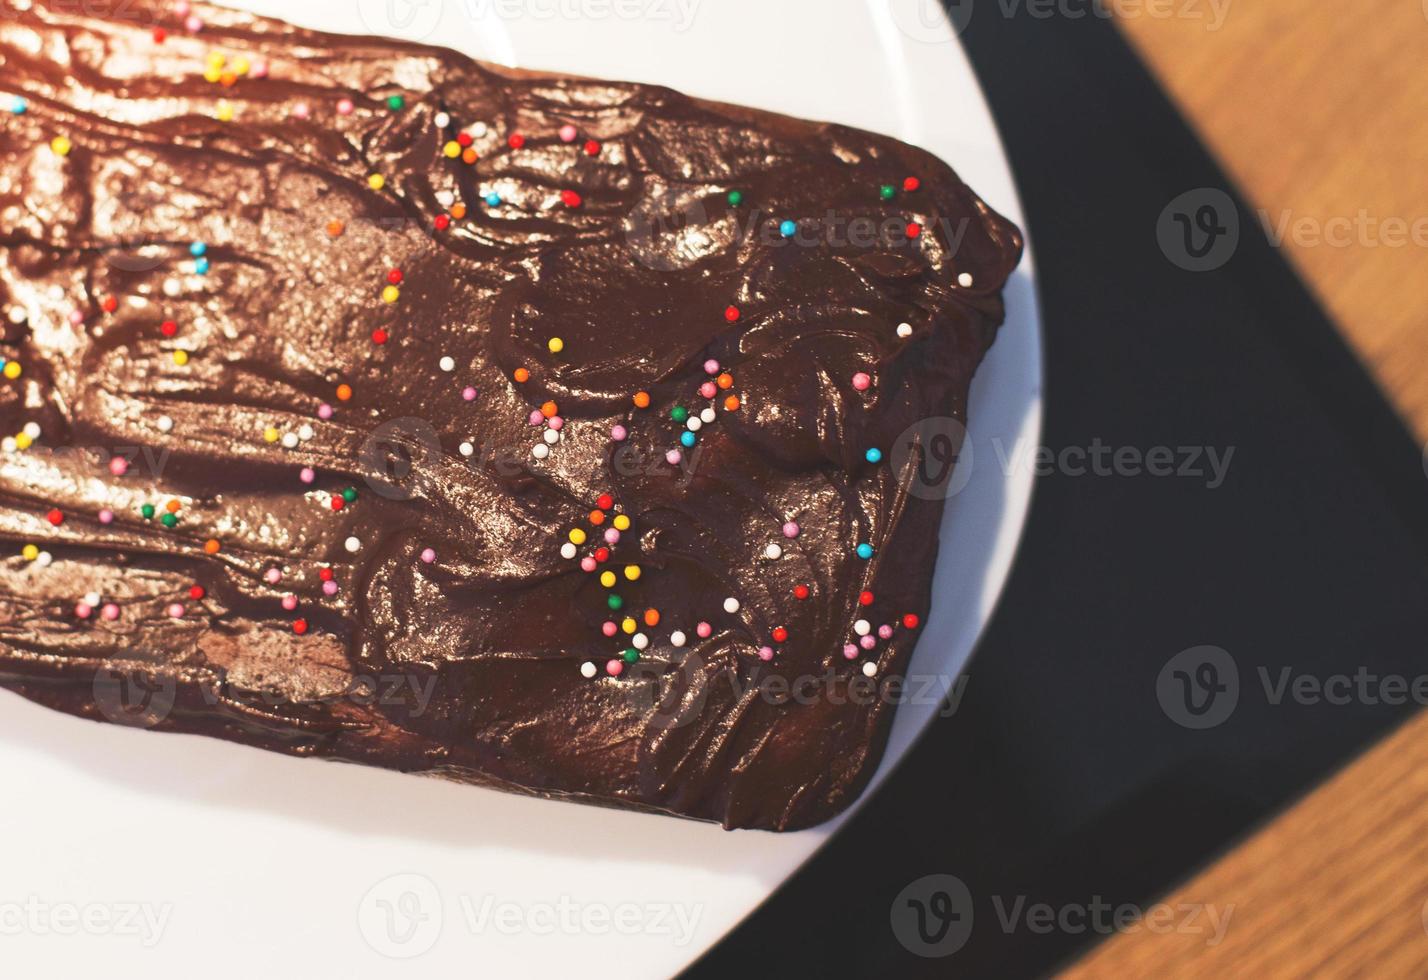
[
  {"xmin": 153, "ymin": 27, "xmax": 167, "ymax": 43},
  {"xmin": 46, "ymin": 508, "xmax": 63, "ymax": 526},
  {"xmin": 508, "ymin": 133, "xmax": 526, "ymax": 149},
  {"xmin": 903, "ymin": 176, "xmax": 921, "ymax": 193},
  {"xmin": 292, "ymin": 618, "xmax": 308, "ymax": 635},
  {"xmin": 724, "ymin": 305, "xmax": 740, "ymax": 323},
  {"xmin": 387, "ymin": 268, "xmax": 403, "ymax": 285},
  {"xmin": 434, "ymin": 214, "xmax": 451, "ymax": 231},
  {"xmin": 583, "ymin": 139, "xmax": 601, "ymax": 156},
  {"xmin": 330, "ymin": 497, "xmax": 344, "ymax": 512},
  {"xmin": 371, "ymin": 328, "xmax": 389, "ymax": 345},
  {"xmin": 859, "ymin": 590, "xmax": 875, "ymax": 606},
  {"xmin": 560, "ymin": 189, "xmax": 583, "ymax": 209},
  {"xmin": 457, "ymin": 132, "xmax": 474, "ymax": 148},
  {"xmin": 771, "ymin": 626, "xmax": 789, "ymax": 643},
  {"xmin": 101, "ymin": 296, "xmax": 118, "ymax": 314},
  {"xmin": 189, "ymin": 585, "xmax": 206, "ymax": 600},
  {"xmin": 596, "ymin": 493, "xmax": 614, "ymax": 511},
  {"xmin": 593, "ymin": 547, "xmax": 610, "ymax": 563},
  {"xmin": 160, "ymin": 319, "xmax": 178, "ymax": 337},
  {"xmin": 793, "ymin": 584, "xmax": 810, "ymax": 600},
  {"xmin": 906, "ymin": 222, "xmax": 922, "ymax": 239},
  {"xmin": 902, "ymin": 613, "xmax": 920, "ymax": 630},
  {"xmin": 319, "ymin": 567, "xmax": 334, "ymax": 582}
]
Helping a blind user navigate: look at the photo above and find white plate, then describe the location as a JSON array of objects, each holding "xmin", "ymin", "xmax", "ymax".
[{"xmin": 0, "ymin": 1, "xmax": 1040, "ymax": 976}]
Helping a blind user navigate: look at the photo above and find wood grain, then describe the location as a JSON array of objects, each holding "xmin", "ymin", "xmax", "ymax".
[{"xmin": 1058, "ymin": 3, "xmax": 1428, "ymax": 975}]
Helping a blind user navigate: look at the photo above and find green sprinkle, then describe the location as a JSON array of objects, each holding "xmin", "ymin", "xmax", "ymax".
[
  {"xmin": 727, "ymin": 190, "xmax": 744, "ymax": 207},
  {"xmin": 341, "ymin": 487, "xmax": 358, "ymax": 503},
  {"xmin": 622, "ymin": 648, "xmax": 640, "ymax": 664},
  {"xmin": 386, "ymin": 94, "xmax": 405, "ymax": 111},
  {"xmin": 140, "ymin": 504, "xmax": 155, "ymax": 520},
  {"xmin": 670, "ymin": 405, "xmax": 689, "ymax": 423},
  {"xmin": 160, "ymin": 512, "xmax": 178, "ymax": 529},
  {"xmin": 607, "ymin": 594, "xmax": 624, "ymax": 611},
  {"xmin": 879, "ymin": 184, "xmax": 896, "ymax": 201}
]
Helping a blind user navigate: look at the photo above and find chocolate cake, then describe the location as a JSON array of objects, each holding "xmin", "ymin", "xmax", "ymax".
[{"xmin": 0, "ymin": 0, "xmax": 1022, "ymax": 830}]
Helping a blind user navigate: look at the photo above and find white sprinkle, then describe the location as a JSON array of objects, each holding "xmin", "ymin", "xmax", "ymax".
[
  {"xmin": 764, "ymin": 543, "xmax": 782, "ymax": 560},
  {"xmin": 632, "ymin": 632, "xmax": 649, "ymax": 650},
  {"xmin": 163, "ymin": 278, "xmax": 182, "ymax": 297},
  {"xmin": 469, "ymin": 120, "xmax": 488, "ymax": 138},
  {"xmin": 854, "ymin": 619, "xmax": 871, "ymax": 636},
  {"xmin": 157, "ymin": 415, "xmax": 174, "ymax": 433},
  {"xmin": 83, "ymin": 591, "xmax": 101, "ymax": 607},
  {"xmin": 686, "ymin": 416, "xmax": 702, "ymax": 432},
  {"xmin": 435, "ymin": 189, "xmax": 455, "ymax": 207},
  {"xmin": 532, "ymin": 443, "xmax": 550, "ymax": 460},
  {"xmin": 438, "ymin": 356, "xmax": 455, "ymax": 372},
  {"xmin": 670, "ymin": 630, "xmax": 687, "ymax": 647},
  {"xmin": 896, "ymin": 321, "xmax": 913, "ymax": 339},
  {"xmin": 580, "ymin": 661, "xmax": 597, "ymax": 679},
  {"xmin": 459, "ymin": 440, "xmax": 474, "ymax": 457},
  {"xmin": 7, "ymin": 307, "xmax": 25, "ymax": 324},
  {"xmin": 542, "ymin": 428, "xmax": 559, "ymax": 445},
  {"xmin": 434, "ymin": 111, "xmax": 451, "ymax": 128},
  {"xmin": 21, "ymin": 422, "xmax": 40, "ymax": 439},
  {"xmin": 344, "ymin": 536, "xmax": 361, "ymax": 553},
  {"xmin": 862, "ymin": 660, "xmax": 878, "ymax": 677},
  {"xmin": 1, "ymin": 437, "xmax": 14, "ymax": 453},
  {"xmin": 700, "ymin": 407, "xmax": 716, "ymax": 424},
  {"xmin": 280, "ymin": 432, "xmax": 299, "ymax": 449},
  {"xmin": 957, "ymin": 272, "xmax": 974, "ymax": 288},
  {"xmin": 723, "ymin": 597, "xmax": 740, "ymax": 614},
  {"xmin": 36, "ymin": 551, "xmax": 52, "ymax": 567},
  {"xmin": 560, "ymin": 542, "xmax": 577, "ymax": 560},
  {"xmin": 298, "ymin": 424, "xmax": 315, "ymax": 441}
]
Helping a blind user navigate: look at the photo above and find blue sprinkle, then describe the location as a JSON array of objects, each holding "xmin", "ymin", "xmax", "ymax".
[
  {"xmin": 194, "ymin": 257, "xmax": 210, "ymax": 275},
  {"xmin": 856, "ymin": 543, "xmax": 874, "ymax": 560},
  {"xmin": 680, "ymin": 431, "xmax": 697, "ymax": 448},
  {"xmin": 189, "ymin": 241, "xmax": 207, "ymax": 257},
  {"xmin": 779, "ymin": 219, "xmax": 797, "ymax": 238},
  {"xmin": 485, "ymin": 192, "xmax": 502, "ymax": 207},
  {"xmin": 865, "ymin": 448, "xmax": 883, "ymax": 464},
  {"xmin": 8, "ymin": 96, "xmax": 26, "ymax": 115}
]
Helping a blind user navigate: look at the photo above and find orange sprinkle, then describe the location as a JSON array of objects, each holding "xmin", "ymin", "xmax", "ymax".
[
  {"xmin": 723, "ymin": 395, "xmax": 740, "ymax": 412},
  {"xmin": 336, "ymin": 383, "xmax": 353, "ymax": 401},
  {"xmin": 326, "ymin": 220, "xmax": 345, "ymax": 238},
  {"xmin": 450, "ymin": 202, "xmax": 468, "ymax": 220},
  {"xmin": 716, "ymin": 372, "xmax": 734, "ymax": 390},
  {"xmin": 165, "ymin": 499, "xmax": 181, "ymax": 514},
  {"xmin": 540, "ymin": 400, "xmax": 558, "ymax": 419},
  {"xmin": 589, "ymin": 510, "xmax": 606, "ymax": 526},
  {"xmin": 220, "ymin": 71, "xmax": 238, "ymax": 87},
  {"xmin": 643, "ymin": 608, "xmax": 660, "ymax": 627},
  {"xmin": 513, "ymin": 367, "xmax": 530, "ymax": 383},
  {"xmin": 461, "ymin": 147, "xmax": 478, "ymax": 165},
  {"xmin": 632, "ymin": 391, "xmax": 651, "ymax": 409},
  {"xmin": 203, "ymin": 538, "xmax": 221, "ymax": 554}
]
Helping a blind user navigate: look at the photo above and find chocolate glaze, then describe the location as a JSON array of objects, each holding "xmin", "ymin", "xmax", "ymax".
[{"xmin": 0, "ymin": 0, "xmax": 1021, "ymax": 830}]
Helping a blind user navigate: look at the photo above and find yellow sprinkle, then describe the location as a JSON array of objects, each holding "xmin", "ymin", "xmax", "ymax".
[
  {"xmin": 547, "ymin": 337, "xmax": 564, "ymax": 354},
  {"xmin": 612, "ymin": 514, "xmax": 631, "ymax": 531},
  {"xmin": 367, "ymin": 174, "xmax": 386, "ymax": 191},
  {"xmin": 3, "ymin": 362, "xmax": 21, "ymax": 380},
  {"xmin": 206, "ymin": 51, "xmax": 227, "ymax": 69},
  {"xmin": 621, "ymin": 617, "xmax": 637, "ymax": 634},
  {"xmin": 215, "ymin": 102, "xmax": 235, "ymax": 122},
  {"xmin": 233, "ymin": 56, "xmax": 250, "ymax": 76},
  {"xmin": 443, "ymin": 141, "xmax": 461, "ymax": 158},
  {"xmin": 172, "ymin": 350, "xmax": 190, "ymax": 366},
  {"xmin": 568, "ymin": 528, "xmax": 586, "ymax": 546},
  {"xmin": 599, "ymin": 570, "xmax": 616, "ymax": 588},
  {"xmin": 21, "ymin": 544, "xmax": 39, "ymax": 562},
  {"xmin": 203, "ymin": 66, "xmax": 223, "ymax": 84},
  {"xmin": 49, "ymin": 136, "xmax": 71, "ymax": 157},
  {"xmin": 623, "ymin": 565, "xmax": 641, "ymax": 581},
  {"xmin": 381, "ymin": 285, "xmax": 400, "ymax": 303},
  {"xmin": 263, "ymin": 427, "xmax": 280, "ymax": 443},
  {"xmin": 14, "ymin": 432, "xmax": 32, "ymax": 450}
]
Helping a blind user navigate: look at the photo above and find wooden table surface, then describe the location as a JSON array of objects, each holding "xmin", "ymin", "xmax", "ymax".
[{"xmin": 1061, "ymin": 2, "xmax": 1428, "ymax": 975}]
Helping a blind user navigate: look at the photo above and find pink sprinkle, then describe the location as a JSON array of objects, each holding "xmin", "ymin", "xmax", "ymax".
[
  {"xmin": 317, "ymin": 403, "xmax": 333, "ymax": 420},
  {"xmin": 281, "ymin": 594, "xmax": 298, "ymax": 611},
  {"xmin": 782, "ymin": 521, "xmax": 799, "ymax": 538},
  {"xmin": 852, "ymin": 372, "xmax": 871, "ymax": 391},
  {"xmin": 108, "ymin": 456, "xmax": 129, "ymax": 477},
  {"xmin": 757, "ymin": 645, "xmax": 774, "ymax": 662},
  {"xmin": 699, "ymin": 382, "xmax": 717, "ymax": 399},
  {"xmin": 878, "ymin": 624, "xmax": 895, "ymax": 640},
  {"xmin": 528, "ymin": 410, "xmax": 544, "ymax": 426},
  {"xmin": 696, "ymin": 621, "xmax": 712, "ymax": 639},
  {"xmin": 167, "ymin": 602, "xmax": 185, "ymax": 618},
  {"xmin": 420, "ymin": 548, "xmax": 436, "ymax": 563},
  {"xmin": 703, "ymin": 359, "xmax": 720, "ymax": 375},
  {"xmin": 336, "ymin": 98, "xmax": 354, "ymax": 116},
  {"xmin": 610, "ymin": 424, "xmax": 627, "ymax": 441},
  {"xmin": 291, "ymin": 102, "xmax": 311, "ymax": 120},
  {"xmin": 462, "ymin": 386, "xmax": 477, "ymax": 401},
  {"xmin": 559, "ymin": 124, "xmax": 578, "ymax": 143},
  {"xmin": 184, "ymin": 14, "xmax": 203, "ymax": 32},
  {"xmin": 68, "ymin": 309, "xmax": 85, "ymax": 325},
  {"xmin": 547, "ymin": 416, "xmax": 564, "ymax": 431},
  {"xmin": 101, "ymin": 603, "xmax": 120, "ymax": 621},
  {"xmin": 264, "ymin": 567, "xmax": 283, "ymax": 584},
  {"xmin": 605, "ymin": 659, "xmax": 624, "ymax": 677},
  {"xmin": 299, "ymin": 467, "xmax": 315, "ymax": 484},
  {"xmin": 580, "ymin": 556, "xmax": 597, "ymax": 573},
  {"xmin": 665, "ymin": 449, "xmax": 682, "ymax": 465},
  {"xmin": 602, "ymin": 620, "xmax": 618, "ymax": 637},
  {"xmin": 322, "ymin": 580, "xmax": 338, "ymax": 597},
  {"xmin": 251, "ymin": 61, "xmax": 269, "ymax": 79},
  {"xmin": 98, "ymin": 508, "xmax": 114, "ymax": 524},
  {"xmin": 860, "ymin": 634, "xmax": 877, "ymax": 650},
  {"xmin": 74, "ymin": 602, "xmax": 92, "ymax": 619},
  {"xmin": 843, "ymin": 643, "xmax": 859, "ymax": 659},
  {"xmin": 174, "ymin": 0, "xmax": 190, "ymax": 15},
  {"xmin": 603, "ymin": 528, "xmax": 620, "ymax": 545}
]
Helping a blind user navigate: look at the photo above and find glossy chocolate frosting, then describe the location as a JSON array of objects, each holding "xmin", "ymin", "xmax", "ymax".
[{"xmin": 0, "ymin": 0, "xmax": 1021, "ymax": 830}]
